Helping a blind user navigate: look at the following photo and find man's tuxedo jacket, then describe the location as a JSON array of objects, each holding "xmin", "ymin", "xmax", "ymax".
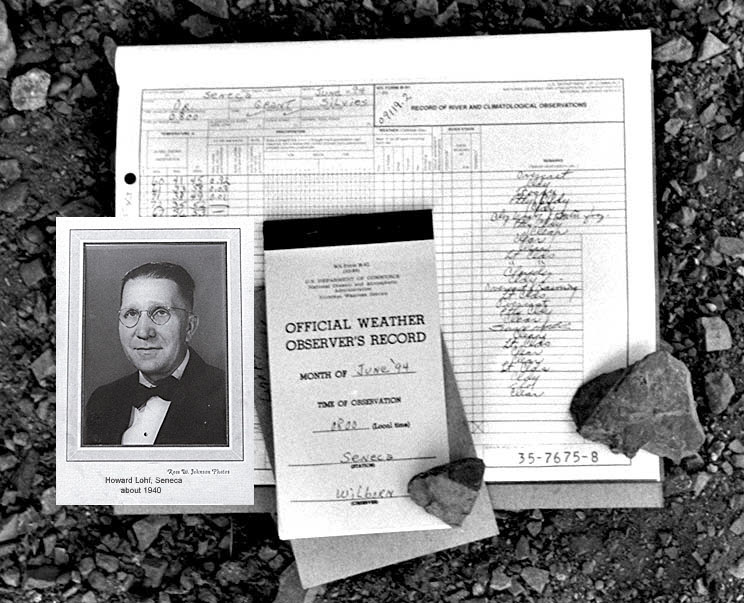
[{"xmin": 83, "ymin": 349, "xmax": 227, "ymax": 446}]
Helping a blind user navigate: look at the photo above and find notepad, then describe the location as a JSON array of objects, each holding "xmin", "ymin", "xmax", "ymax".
[{"xmin": 264, "ymin": 211, "xmax": 450, "ymax": 539}]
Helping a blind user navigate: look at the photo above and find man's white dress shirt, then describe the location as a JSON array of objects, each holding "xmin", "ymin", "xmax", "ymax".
[{"xmin": 121, "ymin": 351, "xmax": 190, "ymax": 445}]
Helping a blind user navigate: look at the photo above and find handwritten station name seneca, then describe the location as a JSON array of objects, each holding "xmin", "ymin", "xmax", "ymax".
[{"xmin": 283, "ymin": 314, "xmax": 428, "ymax": 351}]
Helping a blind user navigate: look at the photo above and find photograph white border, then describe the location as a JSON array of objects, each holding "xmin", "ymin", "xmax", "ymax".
[{"xmin": 57, "ymin": 217, "xmax": 253, "ymax": 463}]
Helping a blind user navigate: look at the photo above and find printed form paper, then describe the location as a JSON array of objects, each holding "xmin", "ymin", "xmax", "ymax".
[
  {"xmin": 264, "ymin": 211, "xmax": 450, "ymax": 539},
  {"xmin": 115, "ymin": 31, "xmax": 661, "ymax": 483}
]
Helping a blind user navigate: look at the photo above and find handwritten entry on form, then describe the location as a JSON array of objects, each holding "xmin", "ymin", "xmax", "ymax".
[{"xmin": 115, "ymin": 32, "xmax": 660, "ymax": 485}]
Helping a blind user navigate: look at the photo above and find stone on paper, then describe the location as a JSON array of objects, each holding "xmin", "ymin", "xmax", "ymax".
[
  {"xmin": 570, "ymin": 351, "xmax": 705, "ymax": 462},
  {"xmin": 408, "ymin": 458, "xmax": 485, "ymax": 526}
]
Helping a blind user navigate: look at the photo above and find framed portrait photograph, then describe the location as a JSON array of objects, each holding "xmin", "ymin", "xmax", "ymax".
[{"xmin": 56, "ymin": 217, "xmax": 254, "ymax": 506}]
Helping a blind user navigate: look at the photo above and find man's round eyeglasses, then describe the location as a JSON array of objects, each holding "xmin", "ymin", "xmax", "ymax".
[{"xmin": 118, "ymin": 306, "xmax": 190, "ymax": 328}]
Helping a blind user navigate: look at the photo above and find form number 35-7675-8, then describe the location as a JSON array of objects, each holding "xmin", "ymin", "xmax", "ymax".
[{"xmin": 517, "ymin": 450, "xmax": 600, "ymax": 465}]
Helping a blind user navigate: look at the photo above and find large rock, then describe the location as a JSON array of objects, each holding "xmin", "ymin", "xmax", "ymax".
[
  {"xmin": 570, "ymin": 351, "xmax": 705, "ymax": 462},
  {"xmin": 407, "ymin": 458, "xmax": 484, "ymax": 526}
]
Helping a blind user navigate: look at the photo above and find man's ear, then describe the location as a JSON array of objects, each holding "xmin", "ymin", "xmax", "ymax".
[{"xmin": 185, "ymin": 313, "xmax": 199, "ymax": 343}]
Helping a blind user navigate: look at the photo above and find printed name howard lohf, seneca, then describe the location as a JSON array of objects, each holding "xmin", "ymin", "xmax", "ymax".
[{"xmin": 104, "ymin": 476, "xmax": 184, "ymax": 484}]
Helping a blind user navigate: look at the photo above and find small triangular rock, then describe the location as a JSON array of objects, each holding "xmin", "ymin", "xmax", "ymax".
[
  {"xmin": 31, "ymin": 349, "xmax": 55, "ymax": 383},
  {"xmin": 0, "ymin": 515, "xmax": 20, "ymax": 543},
  {"xmin": 705, "ymin": 371, "xmax": 736, "ymax": 414},
  {"xmin": 699, "ymin": 102, "xmax": 717, "ymax": 125},
  {"xmin": 521, "ymin": 567, "xmax": 549, "ymax": 594},
  {"xmin": 570, "ymin": 351, "xmax": 705, "ymax": 462},
  {"xmin": 132, "ymin": 515, "xmax": 169, "ymax": 551},
  {"xmin": 102, "ymin": 36, "xmax": 117, "ymax": 70},
  {"xmin": 698, "ymin": 32, "xmax": 729, "ymax": 61},
  {"xmin": 436, "ymin": 1, "xmax": 459, "ymax": 25},
  {"xmin": 408, "ymin": 458, "xmax": 484, "ymax": 526},
  {"xmin": 686, "ymin": 160, "xmax": 708, "ymax": 183},
  {"xmin": 653, "ymin": 37, "xmax": 694, "ymax": 63},
  {"xmin": 730, "ymin": 513, "xmax": 744, "ymax": 535},
  {"xmin": 362, "ymin": 0, "xmax": 382, "ymax": 15},
  {"xmin": 188, "ymin": 0, "xmax": 229, "ymax": 18}
]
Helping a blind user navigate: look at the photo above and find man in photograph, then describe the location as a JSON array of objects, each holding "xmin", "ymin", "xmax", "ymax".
[{"xmin": 83, "ymin": 262, "xmax": 228, "ymax": 446}]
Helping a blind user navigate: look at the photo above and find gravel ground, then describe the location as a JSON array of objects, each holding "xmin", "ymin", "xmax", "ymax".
[{"xmin": 0, "ymin": 0, "xmax": 743, "ymax": 601}]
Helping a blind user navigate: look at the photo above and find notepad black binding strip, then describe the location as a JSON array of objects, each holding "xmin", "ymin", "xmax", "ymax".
[{"xmin": 263, "ymin": 210, "xmax": 434, "ymax": 250}]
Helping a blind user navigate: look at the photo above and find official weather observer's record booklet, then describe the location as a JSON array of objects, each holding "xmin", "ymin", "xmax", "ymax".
[{"xmin": 263, "ymin": 210, "xmax": 451, "ymax": 540}]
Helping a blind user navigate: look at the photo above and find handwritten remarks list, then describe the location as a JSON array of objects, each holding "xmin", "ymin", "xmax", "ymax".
[{"xmin": 481, "ymin": 167, "xmax": 625, "ymax": 469}]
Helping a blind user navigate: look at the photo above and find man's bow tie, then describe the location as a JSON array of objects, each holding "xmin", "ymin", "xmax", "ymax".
[{"xmin": 136, "ymin": 376, "xmax": 181, "ymax": 408}]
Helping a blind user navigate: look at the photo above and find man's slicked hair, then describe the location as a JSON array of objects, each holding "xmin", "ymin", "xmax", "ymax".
[{"xmin": 120, "ymin": 262, "xmax": 195, "ymax": 310}]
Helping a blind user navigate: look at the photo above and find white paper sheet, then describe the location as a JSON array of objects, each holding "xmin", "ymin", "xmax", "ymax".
[{"xmin": 115, "ymin": 31, "xmax": 660, "ymax": 483}]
